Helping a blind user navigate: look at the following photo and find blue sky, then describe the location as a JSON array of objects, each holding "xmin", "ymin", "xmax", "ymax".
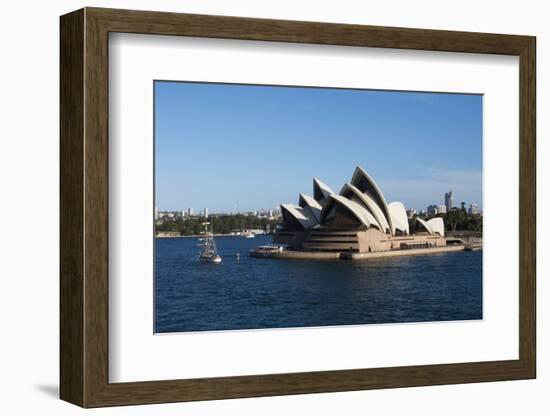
[{"xmin": 155, "ymin": 81, "xmax": 482, "ymax": 213}]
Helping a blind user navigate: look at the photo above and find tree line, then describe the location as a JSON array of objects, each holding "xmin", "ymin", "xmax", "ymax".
[
  {"xmin": 157, "ymin": 208, "xmax": 482, "ymax": 236},
  {"xmin": 156, "ymin": 214, "xmax": 281, "ymax": 236}
]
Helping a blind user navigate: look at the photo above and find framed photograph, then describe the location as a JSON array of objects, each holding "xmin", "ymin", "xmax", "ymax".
[{"xmin": 60, "ymin": 7, "xmax": 536, "ymax": 408}]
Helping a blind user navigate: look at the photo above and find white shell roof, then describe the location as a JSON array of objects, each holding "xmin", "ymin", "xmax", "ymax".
[
  {"xmin": 339, "ymin": 183, "xmax": 391, "ymax": 233},
  {"xmin": 299, "ymin": 193, "xmax": 322, "ymax": 210},
  {"xmin": 350, "ymin": 166, "xmax": 393, "ymax": 232},
  {"xmin": 299, "ymin": 193, "xmax": 322, "ymax": 222},
  {"xmin": 388, "ymin": 201, "xmax": 409, "ymax": 235},
  {"xmin": 321, "ymin": 194, "xmax": 380, "ymax": 230},
  {"xmin": 280, "ymin": 165, "xmax": 445, "ymax": 236},
  {"xmin": 280, "ymin": 204, "xmax": 318, "ymax": 229},
  {"xmin": 427, "ymin": 217, "xmax": 445, "ymax": 236},
  {"xmin": 313, "ymin": 178, "xmax": 335, "ymax": 202},
  {"xmin": 416, "ymin": 217, "xmax": 433, "ymax": 234}
]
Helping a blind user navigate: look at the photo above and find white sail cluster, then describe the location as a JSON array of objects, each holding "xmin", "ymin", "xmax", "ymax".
[{"xmin": 281, "ymin": 166, "xmax": 444, "ymax": 237}]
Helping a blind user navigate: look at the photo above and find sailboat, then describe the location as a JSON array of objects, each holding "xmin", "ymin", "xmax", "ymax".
[{"xmin": 198, "ymin": 222, "xmax": 222, "ymax": 263}]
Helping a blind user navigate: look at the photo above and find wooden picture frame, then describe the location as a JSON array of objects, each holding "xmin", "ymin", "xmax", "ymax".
[{"xmin": 60, "ymin": 7, "xmax": 536, "ymax": 408}]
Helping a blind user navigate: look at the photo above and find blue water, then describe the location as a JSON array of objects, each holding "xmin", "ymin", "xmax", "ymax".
[{"xmin": 154, "ymin": 235, "xmax": 482, "ymax": 333}]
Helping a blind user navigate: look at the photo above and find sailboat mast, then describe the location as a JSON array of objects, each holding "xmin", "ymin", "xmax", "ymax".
[{"xmin": 211, "ymin": 218, "xmax": 217, "ymax": 252}]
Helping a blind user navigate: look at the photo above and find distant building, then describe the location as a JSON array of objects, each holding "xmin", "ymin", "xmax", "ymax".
[
  {"xmin": 469, "ymin": 203, "xmax": 479, "ymax": 215},
  {"xmin": 445, "ymin": 191, "xmax": 453, "ymax": 212},
  {"xmin": 427, "ymin": 204, "xmax": 439, "ymax": 216},
  {"xmin": 256, "ymin": 208, "xmax": 271, "ymax": 218},
  {"xmin": 155, "ymin": 206, "xmax": 159, "ymax": 220},
  {"xmin": 438, "ymin": 204, "xmax": 447, "ymax": 214},
  {"xmin": 203, "ymin": 207, "xmax": 209, "ymax": 218},
  {"xmin": 187, "ymin": 207, "xmax": 193, "ymax": 217}
]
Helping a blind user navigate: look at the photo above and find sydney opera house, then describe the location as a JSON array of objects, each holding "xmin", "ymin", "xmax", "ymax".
[{"xmin": 273, "ymin": 166, "xmax": 447, "ymax": 255}]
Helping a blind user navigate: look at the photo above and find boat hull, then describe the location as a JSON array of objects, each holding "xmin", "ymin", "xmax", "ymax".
[{"xmin": 200, "ymin": 255, "xmax": 222, "ymax": 263}]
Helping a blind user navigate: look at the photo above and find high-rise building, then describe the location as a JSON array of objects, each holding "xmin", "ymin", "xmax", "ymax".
[
  {"xmin": 468, "ymin": 203, "xmax": 479, "ymax": 215},
  {"xmin": 438, "ymin": 204, "xmax": 447, "ymax": 214},
  {"xmin": 445, "ymin": 191, "xmax": 453, "ymax": 212},
  {"xmin": 203, "ymin": 207, "xmax": 208, "ymax": 218},
  {"xmin": 155, "ymin": 206, "xmax": 159, "ymax": 220},
  {"xmin": 187, "ymin": 207, "xmax": 193, "ymax": 217}
]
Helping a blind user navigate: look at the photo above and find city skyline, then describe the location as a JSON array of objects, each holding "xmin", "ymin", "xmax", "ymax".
[
  {"xmin": 155, "ymin": 81, "xmax": 483, "ymax": 212},
  {"xmin": 156, "ymin": 190, "xmax": 482, "ymax": 218}
]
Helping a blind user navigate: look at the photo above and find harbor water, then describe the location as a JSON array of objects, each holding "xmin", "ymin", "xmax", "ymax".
[{"xmin": 155, "ymin": 235, "xmax": 482, "ymax": 333}]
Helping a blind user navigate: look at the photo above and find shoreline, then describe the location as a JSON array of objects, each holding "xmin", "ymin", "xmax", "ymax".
[
  {"xmin": 250, "ymin": 244, "xmax": 470, "ymax": 261},
  {"xmin": 156, "ymin": 233, "xmax": 269, "ymax": 239}
]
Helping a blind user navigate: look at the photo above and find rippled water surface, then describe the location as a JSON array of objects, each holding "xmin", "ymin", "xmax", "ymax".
[{"xmin": 155, "ymin": 235, "xmax": 482, "ymax": 333}]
